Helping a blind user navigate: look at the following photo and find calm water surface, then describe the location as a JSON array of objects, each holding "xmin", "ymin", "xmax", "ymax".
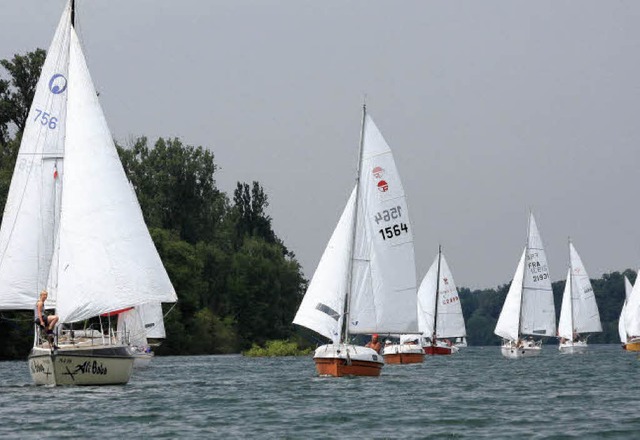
[{"xmin": 1, "ymin": 345, "xmax": 639, "ymax": 439}]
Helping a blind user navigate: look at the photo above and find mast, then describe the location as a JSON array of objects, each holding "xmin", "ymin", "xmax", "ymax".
[
  {"xmin": 71, "ymin": 0, "xmax": 75, "ymax": 27},
  {"xmin": 568, "ymin": 237, "xmax": 574, "ymax": 341},
  {"xmin": 433, "ymin": 245, "xmax": 442, "ymax": 343},
  {"xmin": 517, "ymin": 211, "xmax": 531, "ymax": 339},
  {"xmin": 341, "ymin": 104, "xmax": 367, "ymax": 344}
]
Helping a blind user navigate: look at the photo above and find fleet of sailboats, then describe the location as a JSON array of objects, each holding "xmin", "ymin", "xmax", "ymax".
[
  {"xmin": 557, "ymin": 241, "xmax": 601, "ymax": 354},
  {"xmin": 0, "ymin": 0, "xmax": 176, "ymax": 385},
  {"xmin": 0, "ymin": 0, "xmax": 638, "ymax": 386}
]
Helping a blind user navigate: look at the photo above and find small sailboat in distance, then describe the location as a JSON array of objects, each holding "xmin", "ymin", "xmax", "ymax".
[
  {"xmin": 418, "ymin": 246, "xmax": 466, "ymax": 356},
  {"xmin": 494, "ymin": 213, "xmax": 556, "ymax": 359},
  {"xmin": 293, "ymin": 105, "xmax": 418, "ymax": 377},
  {"xmin": 557, "ymin": 240, "xmax": 601, "ymax": 354},
  {"xmin": 619, "ymin": 276, "xmax": 633, "ymax": 350},
  {"xmin": 623, "ymin": 271, "xmax": 640, "ymax": 352}
]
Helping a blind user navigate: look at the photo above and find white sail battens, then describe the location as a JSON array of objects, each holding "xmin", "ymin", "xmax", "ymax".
[
  {"xmin": 520, "ymin": 214, "xmax": 555, "ymax": 337},
  {"xmin": 292, "ymin": 188, "xmax": 356, "ymax": 343},
  {"xmin": 53, "ymin": 29, "xmax": 176, "ymax": 324},
  {"xmin": 417, "ymin": 252, "xmax": 466, "ymax": 339},
  {"xmin": 0, "ymin": 3, "xmax": 71, "ymax": 310},
  {"xmin": 348, "ymin": 115, "xmax": 418, "ymax": 335}
]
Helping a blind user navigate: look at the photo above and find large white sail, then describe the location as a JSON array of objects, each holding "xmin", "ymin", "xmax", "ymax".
[
  {"xmin": 348, "ymin": 114, "xmax": 418, "ymax": 335},
  {"xmin": 0, "ymin": 3, "xmax": 71, "ymax": 310},
  {"xmin": 417, "ymin": 252, "xmax": 466, "ymax": 339},
  {"xmin": 293, "ymin": 188, "xmax": 356, "ymax": 343},
  {"xmin": 568, "ymin": 243, "xmax": 601, "ymax": 334},
  {"xmin": 52, "ymin": 29, "xmax": 177, "ymax": 324},
  {"xmin": 557, "ymin": 268, "xmax": 574, "ymax": 340},
  {"xmin": 624, "ymin": 270, "xmax": 640, "ymax": 340},
  {"xmin": 520, "ymin": 214, "xmax": 556, "ymax": 337},
  {"xmin": 619, "ymin": 276, "xmax": 633, "ymax": 344},
  {"xmin": 494, "ymin": 248, "xmax": 526, "ymax": 341}
]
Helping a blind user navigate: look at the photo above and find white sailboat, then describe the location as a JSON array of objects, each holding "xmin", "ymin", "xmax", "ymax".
[
  {"xmin": 415, "ymin": 246, "xmax": 466, "ymax": 356},
  {"xmin": 623, "ymin": 271, "xmax": 640, "ymax": 352},
  {"xmin": 619, "ymin": 276, "xmax": 633, "ymax": 349},
  {"xmin": 293, "ymin": 105, "xmax": 418, "ymax": 377},
  {"xmin": 557, "ymin": 241, "xmax": 601, "ymax": 354},
  {"xmin": 0, "ymin": 1, "xmax": 177, "ymax": 385},
  {"xmin": 494, "ymin": 213, "xmax": 556, "ymax": 359},
  {"xmin": 117, "ymin": 303, "xmax": 166, "ymax": 367}
]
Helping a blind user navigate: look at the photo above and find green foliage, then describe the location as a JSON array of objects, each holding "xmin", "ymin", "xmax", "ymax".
[
  {"xmin": 0, "ymin": 49, "xmax": 46, "ymax": 133},
  {"xmin": 243, "ymin": 339, "xmax": 313, "ymax": 357}
]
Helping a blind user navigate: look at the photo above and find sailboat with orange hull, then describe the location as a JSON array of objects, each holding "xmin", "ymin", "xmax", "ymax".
[{"xmin": 293, "ymin": 105, "xmax": 418, "ymax": 377}]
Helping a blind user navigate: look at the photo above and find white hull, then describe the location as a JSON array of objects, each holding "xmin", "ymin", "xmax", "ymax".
[
  {"xmin": 500, "ymin": 340, "xmax": 542, "ymax": 359},
  {"xmin": 382, "ymin": 343, "xmax": 423, "ymax": 356},
  {"xmin": 558, "ymin": 340, "xmax": 588, "ymax": 354},
  {"xmin": 133, "ymin": 351, "xmax": 154, "ymax": 368},
  {"xmin": 28, "ymin": 345, "xmax": 134, "ymax": 386}
]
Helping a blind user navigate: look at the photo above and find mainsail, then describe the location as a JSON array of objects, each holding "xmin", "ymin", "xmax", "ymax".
[{"xmin": 348, "ymin": 114, "xmax": 418, "ymax": 335}]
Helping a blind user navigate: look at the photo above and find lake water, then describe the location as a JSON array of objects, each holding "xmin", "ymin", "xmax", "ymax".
[{"xmin": 1, "ymin": 345, "xmax": 638, "ymax": 439}]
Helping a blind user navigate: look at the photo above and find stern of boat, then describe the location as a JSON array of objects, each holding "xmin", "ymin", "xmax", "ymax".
[{"xmin": 313, "ymin": 344, "xmax": 383, "ymax": 377}]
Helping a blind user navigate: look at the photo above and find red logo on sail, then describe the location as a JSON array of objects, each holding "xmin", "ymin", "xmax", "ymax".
[
  {"xmin": 53, "ymin": 166, "xmax": 58, "ymax": 180},
  {"xmin": 443, "ymin": 277, "xmax": 449, "ymax": 285},
  {"xmin": 372, "ymin": 166, "xmax": 384, "ymax": 179},
  {"xmin": 377, "ymin": 180, "xmax": 388, "ymax": 192}
]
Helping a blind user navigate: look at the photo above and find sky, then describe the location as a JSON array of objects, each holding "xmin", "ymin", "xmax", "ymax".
[{"xmin": 2, "ymin": 0, "xmax": 640, "ymax": 289}]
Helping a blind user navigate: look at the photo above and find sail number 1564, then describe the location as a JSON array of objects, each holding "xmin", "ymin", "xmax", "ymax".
[{"xmin": 378, "ymin": 223, "xmax": 409, "ymax": 240}]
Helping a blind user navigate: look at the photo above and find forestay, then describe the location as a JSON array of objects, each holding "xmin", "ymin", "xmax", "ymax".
[
  {"xmin": 51, "ymin": 29, "xmax": 177, "ymax": 323},
  {"xmin": 349, "ymin": 115, "xmax": 418, "ymax": 335},
  {"xmin": 292, "ymin": 188, "xmax": 356, "ymax": 343},
  {"xmin": 520, "ymin": 214, "xmax": 555, "ymax": 337},
  {"xmin": 0, "ymin": 3, "xmax": 71, "ymax": 310}
]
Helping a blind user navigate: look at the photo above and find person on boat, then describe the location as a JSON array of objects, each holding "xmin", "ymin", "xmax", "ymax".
[
  {"xmin": 34, "ymin": 290, "xmax": 58, "ymax": 334},
  {"xmin": 365, "ymin": 334, "xmax": 382, "ymax": 353}
]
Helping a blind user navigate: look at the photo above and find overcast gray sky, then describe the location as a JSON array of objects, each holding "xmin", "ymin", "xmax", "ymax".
[{"xmin": 2, "ymin": 1, "xmax": 639, "ymax": 289}]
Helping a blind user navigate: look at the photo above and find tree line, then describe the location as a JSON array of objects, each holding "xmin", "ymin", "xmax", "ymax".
[{"xmin": 0, "ymin": 49, "xmax": 633, "ymax": 359}]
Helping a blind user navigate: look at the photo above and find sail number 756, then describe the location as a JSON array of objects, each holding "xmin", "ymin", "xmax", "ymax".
[{"xmin": 378, "ymin": 223, "xmax": 409, "ymax": 240}]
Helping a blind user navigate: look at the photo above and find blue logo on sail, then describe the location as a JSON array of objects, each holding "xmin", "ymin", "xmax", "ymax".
[{"xmin": 49, "ymin": 74, "xmax": 67, "ymax": 94}]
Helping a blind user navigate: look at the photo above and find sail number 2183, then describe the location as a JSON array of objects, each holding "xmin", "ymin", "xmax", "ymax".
[{"xmin": 378, "ymin": 223, "xmax": 409, "ymax": 240}]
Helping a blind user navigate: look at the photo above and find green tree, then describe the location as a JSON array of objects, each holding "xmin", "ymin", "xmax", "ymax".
[{"xmin": 0, "ymin": 49, "xmax": 46, "ymax": 133}]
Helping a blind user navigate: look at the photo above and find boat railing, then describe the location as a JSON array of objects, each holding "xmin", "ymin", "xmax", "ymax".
[{"xmin": 37, "ymin": 324, "xmax": 126, "ymax": 347}]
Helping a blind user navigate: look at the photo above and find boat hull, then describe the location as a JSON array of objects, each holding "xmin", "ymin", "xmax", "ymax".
[
  {"xmin": 423, "ymin": 343, "xmax": 459, "ymax": 356},
  {"xmin": 382, "ymin": 344, "xmax": 424, "ymax": 364},
  {"xmin": 313, "ymin": 344, "xmax": 383, "ymax": 377},
  {"xmin": 558, "ymin": 340, "xmax": 588, "ymax": 354},
  {"xmin": 28, "ymin": 345, "xmax": 134, "ymax": 386},
  {"xmin": 133, "ymin": 351, "xmax": 154, "ymax": 368},
  {"xmin": 624, "ymin": 338, "xmax": 640, "ymax": 352},
  {"xmin": 500, "ymin": 341, "xmax": 542, "ymax": 359}
]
